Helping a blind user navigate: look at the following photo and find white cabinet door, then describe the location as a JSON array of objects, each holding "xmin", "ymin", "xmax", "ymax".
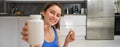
[
  {"xmin": 0, "ymin": 17, "xmax": 19, "ymax": 47},
  {"xmin": 18, "ymin": 17, "xmax": 29, "ymax": 47},
  {"xmin": 60, "ymin": 15, "xmax": 86, "ymax": 26},
  {"xmin": 60, "ymin": 15, "xmax": 86, "ymax": 39}
]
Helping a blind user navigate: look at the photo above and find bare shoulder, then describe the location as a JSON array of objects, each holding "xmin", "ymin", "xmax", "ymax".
[
  {"xmin": 56, "ymin": 29, "xmax": 61, "ymax": 37},
  {"xmin": 56, "ymin": 29, "xmax": 60, "ymax": 32},
  {"xmin": 56, "ymin": 29, "xmax": 60, "ymax": 34}
]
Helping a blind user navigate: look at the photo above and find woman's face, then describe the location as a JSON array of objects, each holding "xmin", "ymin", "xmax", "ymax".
[{"xmin": 42, "ymin": 5, "xmax": 61, "ymax": 26}]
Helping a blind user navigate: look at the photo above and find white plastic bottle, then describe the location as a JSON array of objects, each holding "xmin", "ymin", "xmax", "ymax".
[{"xmin": 28, "ymin": 15, "xmax": 44, "ymax": 46}]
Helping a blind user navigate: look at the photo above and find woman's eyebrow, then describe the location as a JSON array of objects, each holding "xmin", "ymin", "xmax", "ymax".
[
  {"xmin": 50, "ymin": 9, "xmax": 61, "ymax": 14},
  {"xmin": 50, "ymin": 9, "xmax": 55, "ymax": 12}
]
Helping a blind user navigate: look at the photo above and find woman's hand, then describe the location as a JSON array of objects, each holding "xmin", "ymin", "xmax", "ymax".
[
  {"xmin": 21, "ymin": 21, "xmax": 41, "ymax": 47},
  {"xmin": 63, "ymin": 29, "xmax": 75, "ymax": 47},
  {"xmin": 65, "ymin": 29, "xmax": 75, "ymax": 43},
  {"xmin": 21, "ymin": 21, "xmax": 29, "ymax": 42}
]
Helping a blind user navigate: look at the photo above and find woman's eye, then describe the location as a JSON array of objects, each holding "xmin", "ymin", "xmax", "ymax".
[
  {"xmin": 50, "ymin": 11, "xmax": 54, "ymax": 14},
  {"xmin": 57, "ymin": 14, "xmax": 60, "ymax": 17}
]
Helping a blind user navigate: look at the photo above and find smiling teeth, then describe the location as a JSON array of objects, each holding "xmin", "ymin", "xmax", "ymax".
[{"xmin": 50, "ymin": 19, "xmax": 55, "ymax": 23}]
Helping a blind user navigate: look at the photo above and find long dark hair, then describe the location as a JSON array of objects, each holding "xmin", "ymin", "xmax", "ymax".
[{"xmin": 41, "ymin": 2, "xmax": 62, "ymax": 29}]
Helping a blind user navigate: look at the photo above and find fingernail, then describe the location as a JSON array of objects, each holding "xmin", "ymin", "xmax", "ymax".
[{"xmin": 70, "ymin": 32, "xmax": 73, "ymax": 34}]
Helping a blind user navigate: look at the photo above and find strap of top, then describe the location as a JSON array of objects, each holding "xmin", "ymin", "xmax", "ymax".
[
  {"xmin": 42, "ymin": 26, "xmax": 59, "ymax": 47},
  {"xmin": 52, "ymin": 26, "xmax": 58, "ymax": 38},
  {"xmin": 44, "ymin": 26, "xmax": 58, "ymax": 43}
]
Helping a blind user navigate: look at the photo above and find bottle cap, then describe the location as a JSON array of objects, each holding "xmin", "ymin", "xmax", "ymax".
[{"xmin": 30, "ymin": 15, "xmax": 42, "ymax": 19}]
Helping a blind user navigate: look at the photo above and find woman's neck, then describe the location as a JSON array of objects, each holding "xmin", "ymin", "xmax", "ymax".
[{"xmin": 44, "ymin": 23, "xmax": 52, "ymax": 32}]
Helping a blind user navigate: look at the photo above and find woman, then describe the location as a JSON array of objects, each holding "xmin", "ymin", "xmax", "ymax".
[{"xmin": 21, "ymin": 2, "xmax": 75, "ymax": 47}]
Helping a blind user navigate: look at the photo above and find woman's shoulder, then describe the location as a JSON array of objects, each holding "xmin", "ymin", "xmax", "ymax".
[
  {"xmin": 56, "ymin": 29, "xmax": 61, "ymax": 37},
  {"xmin": 56, "ymin": 29, "xmax": 60, "ymax": 31},
  {"xmin": 56, "ymin": 29, "xmax": 60, "ymax": 34}
]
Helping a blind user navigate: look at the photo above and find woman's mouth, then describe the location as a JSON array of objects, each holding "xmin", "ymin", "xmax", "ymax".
[{"xmin": 49, "ymin": 18, "xmax": 56, "ymax": 23}]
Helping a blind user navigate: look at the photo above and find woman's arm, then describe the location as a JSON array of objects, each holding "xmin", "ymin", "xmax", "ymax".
[
  {"xmin": 56, "ymin": 29, "xmax": 62, "ymax": 47},
  {"xmin": 56, "ymin": 29, "xmax": 75, "ymax": 47},
  {"xmin": 64, "ymin": 29, "xmax": 75, "ymax": 47},
  {"xmin": 63, "ymin": 42, "xmax": 69, "ymax": 47}
]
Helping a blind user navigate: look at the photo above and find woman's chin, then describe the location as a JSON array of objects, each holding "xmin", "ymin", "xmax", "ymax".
[{"xmin": 49, "ymin": 23, "xmax": 56, "ymax": 26}]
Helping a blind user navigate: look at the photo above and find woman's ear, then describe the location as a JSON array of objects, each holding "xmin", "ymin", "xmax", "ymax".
[{"xmin": 40, "ymin": 11, "xmax": 45, "ymax": 16}]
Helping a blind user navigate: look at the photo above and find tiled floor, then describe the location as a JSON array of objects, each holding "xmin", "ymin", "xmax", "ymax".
[{"xmin": 61, "ymin": 35, "xmax": 120, "ymax": 47}]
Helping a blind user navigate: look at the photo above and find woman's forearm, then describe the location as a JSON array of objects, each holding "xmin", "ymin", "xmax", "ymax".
[
  {"xmin": 30, "ymin": 45, "xmax": 34, "ymax": 47},
  {"xmin": 63, "ymin": 42, "xmax": 69, "ymax": 47},
  {"xmin": 30, "ymin": 45, "xmax": 41, "ymax": 47}
]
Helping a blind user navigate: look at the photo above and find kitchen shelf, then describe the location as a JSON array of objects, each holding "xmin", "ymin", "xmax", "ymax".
[{"xmin": 5, "ymin": 0, "xmax": 85, "ymax": 2}]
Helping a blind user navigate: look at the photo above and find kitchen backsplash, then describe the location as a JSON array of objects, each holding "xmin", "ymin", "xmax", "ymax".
[
  {"xmin": 6, "ymin": 3, "xmax": 44, "ymax": 15},
  {"xmin": 0, "ymin": 2, "xmax": 5, "ymax": 12},
  {"xmin": 5, "ymin": 1, "xmax": 86, "ymax": 16}
]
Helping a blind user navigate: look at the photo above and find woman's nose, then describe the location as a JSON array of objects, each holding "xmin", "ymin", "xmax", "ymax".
[{"xmin": 53, "ymin": 14, "xmax": 57, "ymax": 19}]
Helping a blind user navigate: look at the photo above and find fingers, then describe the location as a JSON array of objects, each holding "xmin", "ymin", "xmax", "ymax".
[
  {"xmin": 25, "ymin": 21, "xmax": 28, "ymax": 26},
  {"xmin": 70, "ymin": 31, "xmax": 75, "ymax": 40},
  {"xmin": 21, "ymin": 31, "xmax": 28, "ymax": 36},
  {"xmin": 21, "ymin": 21, "xmax": 29, "ymax": 42},
  {"xmin": 23, "ymin": 25, "xmax": 28, "ymax": 31},
  {"xmin": 21, "ymin": 32, "xmax": 28, "ymax": 42},
  {"xmin": 21, "ymin": 24, "xmax": 28, "ymax": 36},
  {"xmin": 21, "ymin": 26, "xmax": 28, "ymax": 41},
  {"xmin": 69, "ymin": 29, "xmax": 75, "ymax": 40},
  {"xmin": 69, "ymin": 28, "xmax": 74, "ymax": 34},
  {"xmin": 22, "ymin": 35, "xmax": 28, "ymax": 42}
]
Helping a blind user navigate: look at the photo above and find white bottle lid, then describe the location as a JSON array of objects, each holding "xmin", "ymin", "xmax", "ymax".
[{"xmin": 30, "ymin": 15, "xmax": 42, "ymax": 19}]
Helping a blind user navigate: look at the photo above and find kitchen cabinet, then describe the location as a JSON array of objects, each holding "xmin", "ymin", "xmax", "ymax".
[
  {"xmin": 0, "ymin": 16, "xmax": 30, "ymax": 47},
  {"xmin": 0, "ymin": 0, "xmax": 5, "ymax": 13},
  {"xmin": 60, "ymin": 15, "xmax": 86, "ymax": 26},
  {"xmin": 0, "ymin": 15, "xmax": 86, "ymax": 47},
  {"xmin": 60, "ymin": 15, "xmax": 86, "ymax": 39},
  {"xmin": 0, "ymin": 17, "xmax": 19, "ymax": 47}
]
